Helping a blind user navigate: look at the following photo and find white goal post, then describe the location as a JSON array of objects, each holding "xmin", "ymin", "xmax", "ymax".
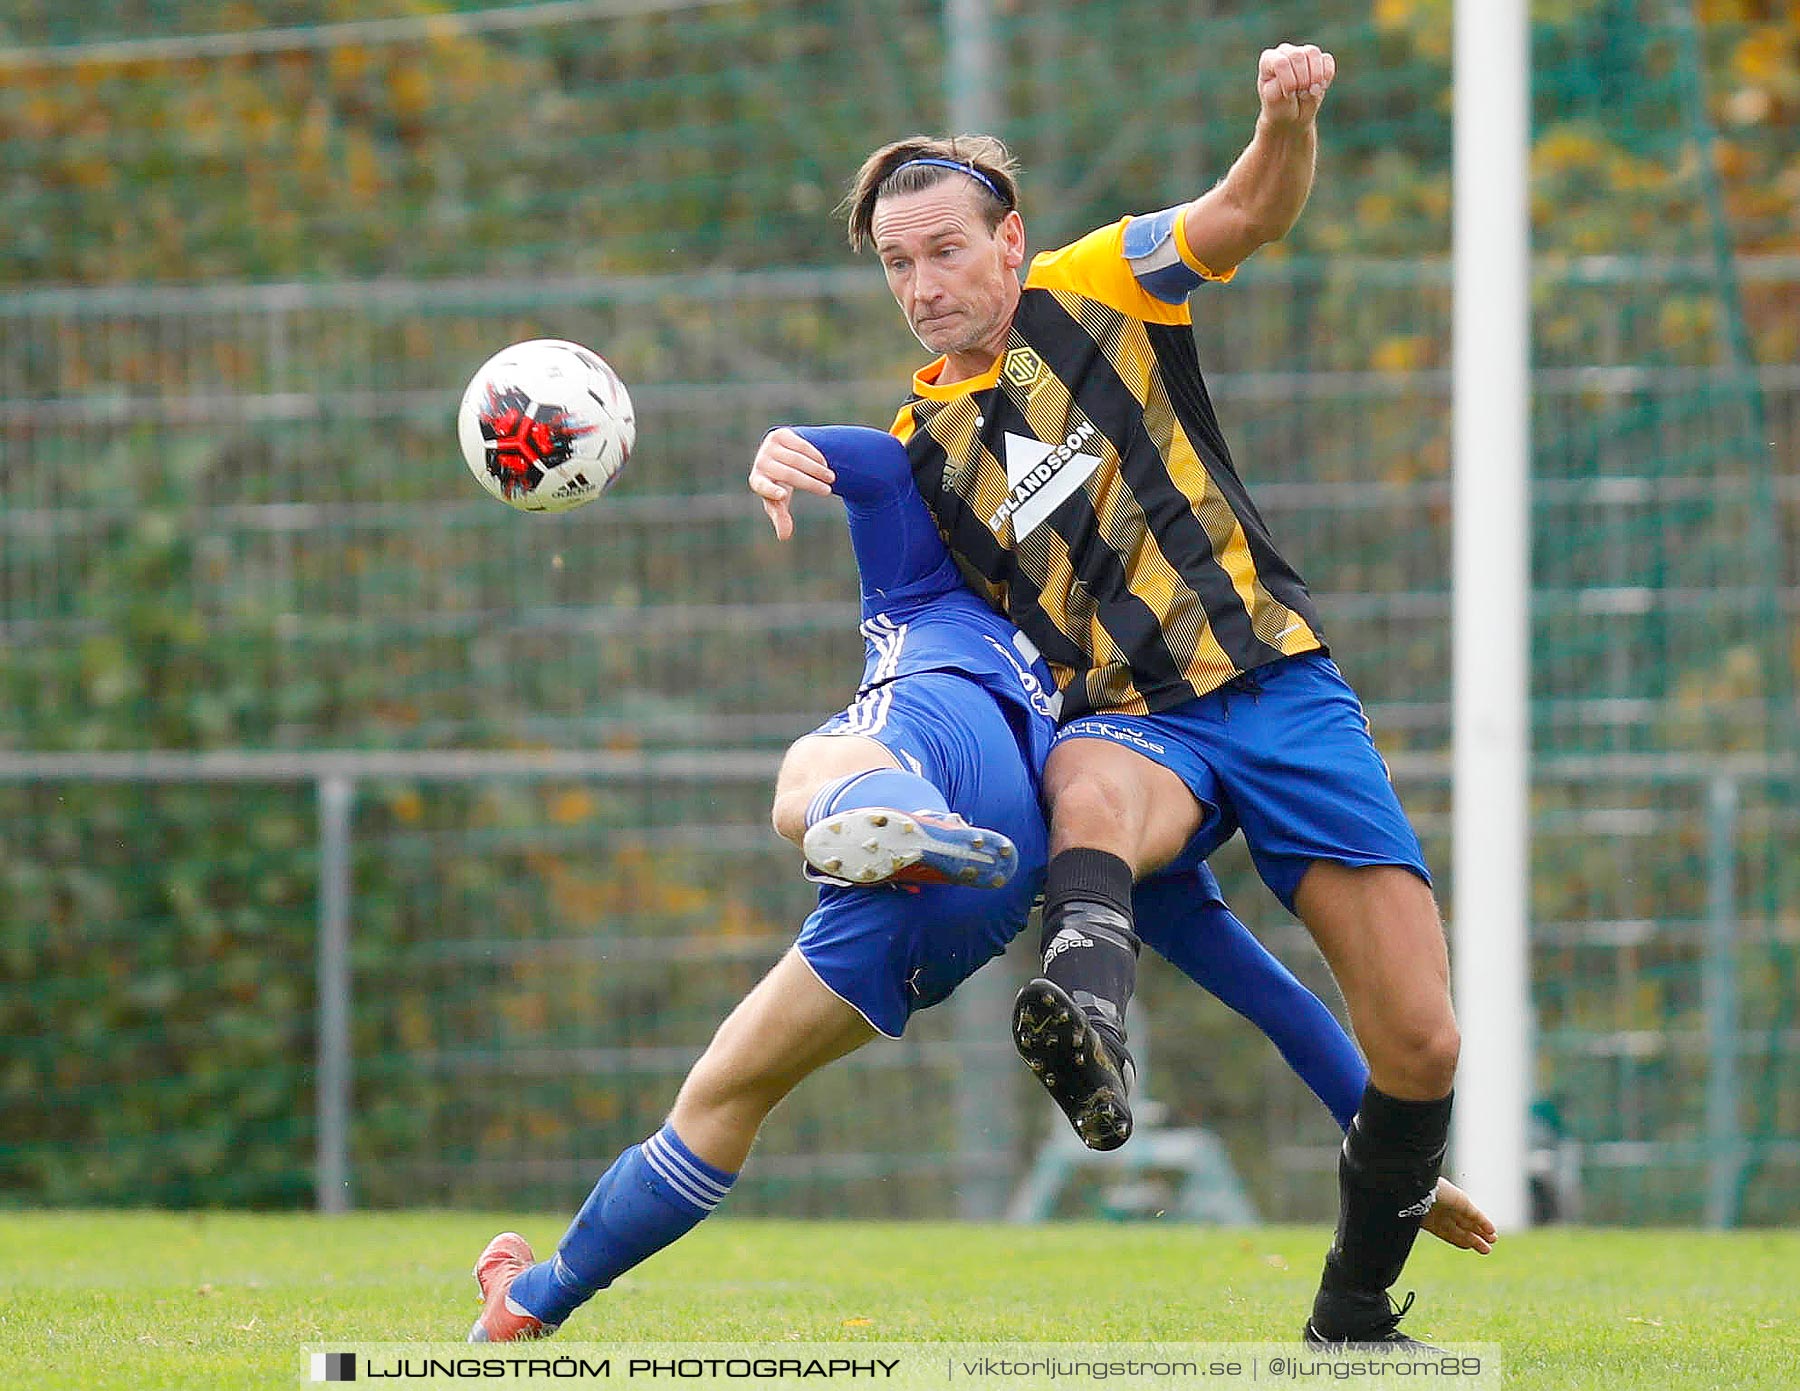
[{"xmin": 1452, "ymin": 0, "xmax": 1533, "ymax": 1230}]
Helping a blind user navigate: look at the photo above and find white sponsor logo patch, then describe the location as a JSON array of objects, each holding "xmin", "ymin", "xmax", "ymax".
[{"xmin": 988, "ymin": 424, "xmax": 1104, "ymax": 537}]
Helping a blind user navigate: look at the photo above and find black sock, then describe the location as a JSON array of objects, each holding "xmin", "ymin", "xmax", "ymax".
[
  {"xmin": 1038, "ymin": 849, "xmax": 1139, "ymax": 1053},
  {"xmin": 1318, "ymin": 1084, "xmax": 1453, "ymax": 1311}
]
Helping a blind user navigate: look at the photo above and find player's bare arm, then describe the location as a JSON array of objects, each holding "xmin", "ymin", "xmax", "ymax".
[
  {"xmin": 749, "ymin": 426, "xmax": 835, "ymax": 540},
  {"xmin": 1182, "ymin": 42, "xmax": 1335, "ymax": 276}
]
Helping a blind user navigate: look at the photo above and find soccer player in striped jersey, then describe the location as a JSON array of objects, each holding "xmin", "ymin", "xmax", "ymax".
[
  {"xmin": 751, "ymin": 43, "xmax": 1464, "ymax": 1349},
  {"xmin": 470, "ymin": 427, "xmax": 1490, "ymax": 1342}
]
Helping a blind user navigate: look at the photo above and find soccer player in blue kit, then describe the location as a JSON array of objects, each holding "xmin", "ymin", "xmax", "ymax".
[
  {"xmin": 467, "ymin": 427, "xmax": 1490, "ymax": 1343},
  {"xmin": 753, "ymin": 40, "xmax": 1472, "ymax": 1349}
]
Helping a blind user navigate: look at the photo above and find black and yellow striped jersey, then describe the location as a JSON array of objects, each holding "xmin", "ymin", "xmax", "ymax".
[{"xmin": 890, "ymin": 205, "xmax": 1325, "ymax": 720}]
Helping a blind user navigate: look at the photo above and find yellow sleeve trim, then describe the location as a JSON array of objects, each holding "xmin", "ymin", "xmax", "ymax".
[
  {"xmin": 1172, "ymin": 205, "xmax": 1238, "ymax": 284},
  {"xmin": 1025, "ymin": 219, "xmax": 1192, "ymax": 326}
]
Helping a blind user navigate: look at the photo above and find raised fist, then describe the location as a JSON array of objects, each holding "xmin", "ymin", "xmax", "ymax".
[{"xmin": 1258, "ymin": 42, "xmax": 1335, "ymax": 127}]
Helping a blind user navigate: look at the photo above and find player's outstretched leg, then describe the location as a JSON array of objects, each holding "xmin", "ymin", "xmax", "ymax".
[
  {"xmin": 1131, "ymin": 866, "xmax": 1496, "ymax": 1260},
  {"xmin": 801, "ymin": 768, "xmax": 1017, "ymax": 889},
  {"xmin": 469, "ymin": 1121, "xmax": 738, "ymax": 1342},
  {"xmin": 1011, "ymin": 847, "xmax": 1141, "ymax": 1151},
  {"xmin": 466, "ymin": 950, "xmax": 873, "ymax": 1342},
  {"xmin": 1293, "ymin": 863, "xmax": 1457, "ymax": 1350}
]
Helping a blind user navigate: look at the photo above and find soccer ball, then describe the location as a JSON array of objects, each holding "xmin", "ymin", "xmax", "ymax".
[{"xmin": 457, "ymin": 339, "xmax": 635, "ymax": 512}]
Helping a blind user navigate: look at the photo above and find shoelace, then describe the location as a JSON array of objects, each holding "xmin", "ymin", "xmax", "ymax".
[
  {"xmin": 1089, "ymin": 1020, "xmax": 1137, "ymax": 1093},
  {"xmin": 1373, "ymin": 1291, "xmax": 1416, "ymax": 1338}
]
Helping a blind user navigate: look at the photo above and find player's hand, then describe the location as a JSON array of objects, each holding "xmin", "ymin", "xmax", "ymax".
[
  {"xmin": 1257, "ymin": 42, "xmax": 1334, "ymax": 128},
  {"xmin": 749, "ymin": 427, "xmax": 835, "ymax": 541}
]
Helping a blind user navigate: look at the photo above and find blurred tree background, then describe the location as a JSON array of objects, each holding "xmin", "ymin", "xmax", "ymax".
[
  {"xmin": 0, "ymin": 1, "xmax": 1794, "ymax": 1224},
  {"xmin": 0, "ymin": 1, "xmax": 1795, "ymax": 283}
]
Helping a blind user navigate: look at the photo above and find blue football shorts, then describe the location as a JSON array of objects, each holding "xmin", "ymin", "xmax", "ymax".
[
  {"xmin": 1053, "ymin": 652, "xmax": 1430, "ymax": 913},
  {"xmin": 797, "ymin": 670, "xmax": 1048, "ymax": 1037}
]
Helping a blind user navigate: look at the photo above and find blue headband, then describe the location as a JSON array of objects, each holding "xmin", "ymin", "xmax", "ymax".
[{"xmin": 888, "ymin": 156, "xmax": 1009, "ymax": 206}]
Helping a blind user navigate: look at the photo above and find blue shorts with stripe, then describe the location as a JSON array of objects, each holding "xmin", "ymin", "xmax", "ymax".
[
  {"xmin": 1054, "ymin": 653, "xmax": 1430, "ymax": 913},
  {"xmin": 798, "ymin": 670, "xmax": 1048, "ymax": 1038}
]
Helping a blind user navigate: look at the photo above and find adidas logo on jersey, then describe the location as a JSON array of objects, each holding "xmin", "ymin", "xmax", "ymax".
[{"xmin": 1043, "ymin": 927, "xmax": 1095, "ymax": 965}]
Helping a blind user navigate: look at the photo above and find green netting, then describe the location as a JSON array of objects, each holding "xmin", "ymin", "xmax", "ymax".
[
  {"xmin": 1, "ymin": 0, "xmax": 1795, "ymax": 1224},
  {"xmin": 1524, "ymin": 2, "xmax": 1798, "ymax": 1225}
]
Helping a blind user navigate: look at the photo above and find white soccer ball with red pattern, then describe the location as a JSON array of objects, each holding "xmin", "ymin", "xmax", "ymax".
[{"xmin": 457, "ymin": 339, "xmax": 635, "ymax": 512}]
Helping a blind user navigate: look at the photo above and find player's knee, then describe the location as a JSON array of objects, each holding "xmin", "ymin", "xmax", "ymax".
[
  {"xmin": 769, "ymin": 734, "xmax": 895, "ymax": 846},
  {"xmin": 768, "ymin": 788, "xmax": 808, "ymax": 846},
  {"xmin": 1044, "ymin": 767, "xmax": 1140, "ymax": 856},
  {"xmin": 769, "ymin": 743, "xmax": 834, "ymax": 844},
  {"xmin": 1047, "ymin": 772, "xmax": 1125, "ymax": 825},
  {"xmin": 1417, "ymin": 1017, "xmax": 1461, "ymax": 1092},
  {"xmin": 1376, "ymin": 1015, "xmax": 1460, "ymax": 1097},
  {"xmin": 676, "ymin": 1052, "xmax": 783, "ymax": 1124},
  {"xmin": 1043, "ymin": 742, "xmax": 1199, "ymax": 870}
]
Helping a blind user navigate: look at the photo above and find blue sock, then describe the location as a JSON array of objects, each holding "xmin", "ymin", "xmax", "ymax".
[
  {"xmin": 507, "ymin": 1123, "xmax": 737, "ymax": 1326},
  {"xmin": 804, "ymin": 767, "xmax": 949, "ymax": 828}
]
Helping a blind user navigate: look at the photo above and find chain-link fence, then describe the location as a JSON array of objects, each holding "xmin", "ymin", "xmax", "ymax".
[{"xmin": 2, "ymin": 0, "xmax": 1797, "ymax": 1223}]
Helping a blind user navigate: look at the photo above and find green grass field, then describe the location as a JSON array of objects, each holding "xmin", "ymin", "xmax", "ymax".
[{"xmin": 3, "ymin": 1214, "xmax": 1796, "ymax": 1389}]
